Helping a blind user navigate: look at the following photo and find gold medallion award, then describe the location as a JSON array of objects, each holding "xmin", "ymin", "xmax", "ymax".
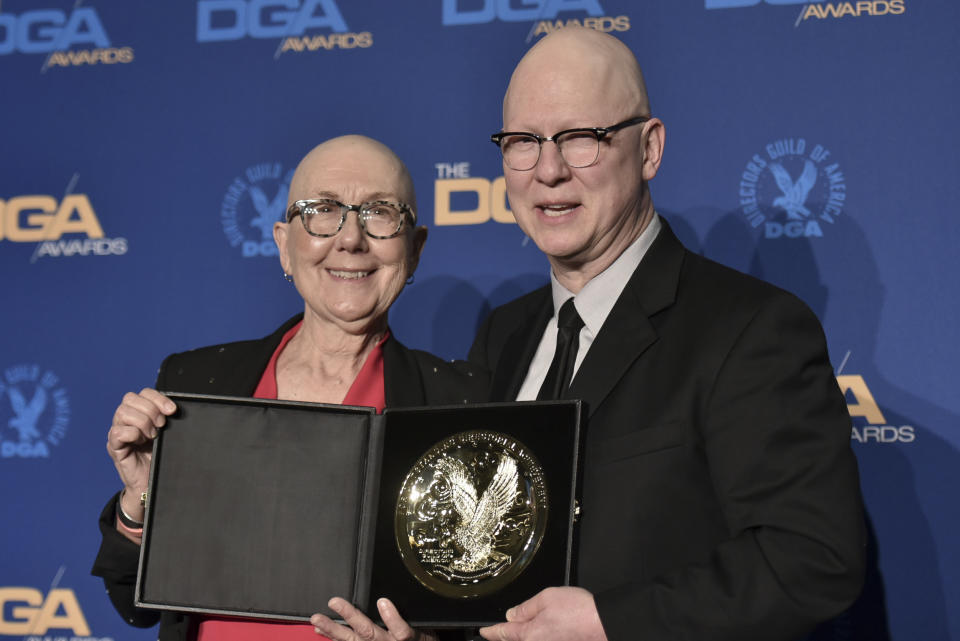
[{"xmin": 395, "ymin": 430, "xmax": 548, "ymax": 598}]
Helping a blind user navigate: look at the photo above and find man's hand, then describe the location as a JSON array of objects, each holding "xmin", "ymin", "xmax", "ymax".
[
  {"xmin": 310, "ymin": 597, "xmax": 437, "ymax": 641},
  {"xmin": 478, "ymin": 587, "xmax": 607, "ymax": 641}
]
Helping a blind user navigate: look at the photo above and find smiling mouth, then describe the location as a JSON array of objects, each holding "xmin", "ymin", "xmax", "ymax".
[
  {"xmin": 539, "ymin": 204, "xmax": 579, "ymax": 217},
  {"xmin": 328, "ymin": 269, "xmax": 372, "ymax": 280}
]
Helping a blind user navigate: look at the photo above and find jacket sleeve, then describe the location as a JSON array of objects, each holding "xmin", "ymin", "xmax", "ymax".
[
  {"xmin": 594, "ymin": 294, "xmax": 866, "ymax": 641},
  {"xmin": 90, "ymin": 357, "xmax": 177, "ymax": 629},
  {"xmin": 90, "ymin": 493, "xmax": 161, "ymax": 628}
]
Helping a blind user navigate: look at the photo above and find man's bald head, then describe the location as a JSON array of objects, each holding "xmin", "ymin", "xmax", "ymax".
[
  {"xmin": 289, "ymin": 135, "xmax": 417, "ymax": 212},
  {"xmin": 496, "ymin": 27, "xmax": 665, "ymax": 291},
  {"xmin": 504, "ymin": 27, "xmax": 650, "ymax": 126}
]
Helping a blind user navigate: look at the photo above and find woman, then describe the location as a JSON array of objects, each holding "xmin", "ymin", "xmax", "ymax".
[{"xmin": 91, "ymin": 135, "xmax": 486, "ymax": 641}]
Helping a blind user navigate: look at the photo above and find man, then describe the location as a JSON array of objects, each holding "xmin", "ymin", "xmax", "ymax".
[{"xmin": 470, "ymin": 27, "xmax": 865, "ymax": 641}]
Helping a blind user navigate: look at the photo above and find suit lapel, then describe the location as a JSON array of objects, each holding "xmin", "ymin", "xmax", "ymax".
[
  {"xmin": 565, "ymin": 221, "xmax": 685, "ymax": 416},
  {"xmin": 490, "ymin": 289, "xmax": 553, "ymax": 402}
]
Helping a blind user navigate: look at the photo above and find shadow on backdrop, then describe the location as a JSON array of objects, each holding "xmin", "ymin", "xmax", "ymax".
[
  {"xmin": 686, "ymin": 205, "xmax": 956, "ymax": 640},
  {"xmin": 392, "ymin": 271, "xmax": 548, "ymax": 361},
  {"xmin": 473, "ymin": 271, "xmax": 551, "ymax": 327}
]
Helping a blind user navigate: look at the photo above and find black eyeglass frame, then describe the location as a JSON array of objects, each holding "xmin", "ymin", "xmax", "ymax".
[
  {"xmin": 490, "ymin": 116, "xmax": 651, "ymax": 171},
  {"xmin": 285, "ymin": 198, "xmax": 417, "ymax": 239}
]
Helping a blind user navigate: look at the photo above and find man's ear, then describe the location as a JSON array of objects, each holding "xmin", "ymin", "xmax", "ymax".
[{"xmin": 641, "ymin": 118, "xmax": 665, "ymax": 181}]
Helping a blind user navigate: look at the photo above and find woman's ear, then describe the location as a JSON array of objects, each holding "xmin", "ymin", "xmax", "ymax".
[
  {"xmin": 273, "ymin": 221, "xmax": 291, "ymax": 275},
  {"xmin": 407, "ymin": 225, "xmax": 428, "ymax": 274}
]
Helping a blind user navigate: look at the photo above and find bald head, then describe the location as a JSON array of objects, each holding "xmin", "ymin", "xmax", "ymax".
[
  {"xmin": 289, "ymin": 135, "xmax": 417, "ymax": 213},
  {"xmin": 504, "ymin": 27, "xmax": 650, "ymax": 126},
  {"xmin": 497, "ymin": 27, "xmax": 665, "ymax": 290}
]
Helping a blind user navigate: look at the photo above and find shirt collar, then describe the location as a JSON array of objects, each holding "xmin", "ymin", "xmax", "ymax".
[{"xmin": 549, "ymin": 213, "xmax": 661, "ymax": 334}]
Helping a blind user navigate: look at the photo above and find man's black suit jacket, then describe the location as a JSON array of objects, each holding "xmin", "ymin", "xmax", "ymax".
[
  {"xmin": 469, "ymin": 221, "xmax": 865, "ymax": 641},
  {"xmin": 92, "ymin": 314, "xmax": 488, "ymax": 641}
]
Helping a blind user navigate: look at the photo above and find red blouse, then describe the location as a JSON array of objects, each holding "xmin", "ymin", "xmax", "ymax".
[{"xmin": 197, "ymin": 321, "xmax": 388, "ymax": 641}]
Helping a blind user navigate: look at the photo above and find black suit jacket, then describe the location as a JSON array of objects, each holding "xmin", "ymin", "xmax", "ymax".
[
  {"xmin": 469, "ymin": 221, "xmax": 865, "ymax": 641},
  {"xmin": 92, "ymin": 315, "xmax": 488, "ymax": 641}
]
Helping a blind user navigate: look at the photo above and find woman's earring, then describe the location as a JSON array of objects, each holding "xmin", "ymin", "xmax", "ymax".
[
  {"xmin": 405, "ymin": 275, "xmax": 415, "ymax": 285},
  {"xmin": 284, "ymin": 272, "xmax": 294, "ymax": 283}
]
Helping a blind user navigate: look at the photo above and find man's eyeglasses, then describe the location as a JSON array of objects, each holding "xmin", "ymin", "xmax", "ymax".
[
  {"xmin": 285, "ymin": 199, "xmax": 416, "ymax": 239},
  {"xmin": 490, "ymin": 116, "xmax": 650, "ymax": 171}
]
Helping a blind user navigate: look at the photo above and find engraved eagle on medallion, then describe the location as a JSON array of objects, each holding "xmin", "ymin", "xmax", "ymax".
[
  {"xmin": 436, "ymin": 454, "xmax": 519, "ymax": 572},
  {"xmin": 396, "ymin": 430, "xmax": 548, "ymax": 597}
]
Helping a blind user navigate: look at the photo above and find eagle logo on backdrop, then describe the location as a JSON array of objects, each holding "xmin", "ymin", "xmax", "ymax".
[
  {"xmin": 9, "ymin": 386, "xmax": 46, "ymax": 442},
  {"xmin": 769, "ymin": 160, "xmax": 816, "ymax": 219},
  {"xmin": 737, "ymin": 138, "xmax": 848, "ymax": 239},
  {"xmin": 249, "ymin": 185, "xmax": 288, "ymax": 239},
  {"xmin": 220, "ymin": 163, "xmax": 295, "ymax": 257},
  {"xmin": 0, "ymin": 364, "xmax": 70, "ymax": 459}
]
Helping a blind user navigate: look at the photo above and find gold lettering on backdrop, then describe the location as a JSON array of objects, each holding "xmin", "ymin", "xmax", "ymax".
[
  {"xmin": 281, "ymin": 31, "xmax": 373, "ymax": 52},
  {"xmin": 533, "ymin": 15, "xmax": 630, "ymax": 37},
  {"xmin": 0, "ymin": 588, "xmax": 91, "ymax": 636},
  {"xmin": 803, "ymin": 1, "xmax": 905, "ymax": 19},
  {"xmin": 46, "ymin": 47, "xmax": 135, "ymax": 66},
  {"xmin": 0, "ymin": 195, "xmax": 104, "ymax": 242},
  {"xmin": 837, "ymin": 375, "xmax": 887, "ymax": 425},
  {"xmin": 434, "ymin": 178, "xmax": 516, "ymax": 226}
]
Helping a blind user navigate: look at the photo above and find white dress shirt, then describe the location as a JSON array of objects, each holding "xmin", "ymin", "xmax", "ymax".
[{"xmin": 516, "ymin": 214, "xmax": 662, "ymax": 401}]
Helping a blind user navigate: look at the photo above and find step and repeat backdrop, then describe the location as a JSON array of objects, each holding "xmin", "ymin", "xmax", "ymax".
[{"xmin": 1, "ymin": 1, "xmax": 957, "ymax": 640}]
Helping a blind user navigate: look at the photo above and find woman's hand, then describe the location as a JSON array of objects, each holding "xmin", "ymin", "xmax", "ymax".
[
  {"xmin": 311, "ymin": 597, "xmax": 438, "ymax": 641},
  {"xmin": 107, "ymin": 388, "xmax": 177, "ymax": 522}
]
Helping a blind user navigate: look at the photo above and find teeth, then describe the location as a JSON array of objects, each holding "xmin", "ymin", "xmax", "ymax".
[
  {"xmin": 329, "ymin": 270, "xmax": 371, "ymax": 279},
  {"xmin": 542, "ymin": 205, "xmax": 576, "ymax": 216}
]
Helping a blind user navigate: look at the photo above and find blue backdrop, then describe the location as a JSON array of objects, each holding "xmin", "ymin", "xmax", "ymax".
[{"xmin": 1, "ymin": 1, "xmax": 957, "ymax": 639}]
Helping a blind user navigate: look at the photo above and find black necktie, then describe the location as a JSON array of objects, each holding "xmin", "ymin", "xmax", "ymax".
[{"xmin": 537, "ymin": 297, "xmax": 585, "ymax": 400}]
